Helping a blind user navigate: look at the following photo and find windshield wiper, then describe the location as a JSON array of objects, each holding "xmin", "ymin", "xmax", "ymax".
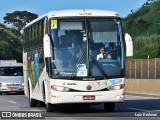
[
  {"xmin": 70, "ymin": 51, "xmax": 86, "ymax": 79},
  {"xmin": 90, "ymin": 55, "xmax": 109, "ymax": 79}
]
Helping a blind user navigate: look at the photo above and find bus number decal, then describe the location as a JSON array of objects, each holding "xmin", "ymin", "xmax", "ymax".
[{"xmin": 51, "ymin": 19, "xmax": 57, "ymax": 29}]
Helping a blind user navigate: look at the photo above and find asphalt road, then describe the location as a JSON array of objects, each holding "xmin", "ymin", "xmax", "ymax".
[{"xmin": 0, "ymin": 94, "xmax": 160, "ymax": 119}]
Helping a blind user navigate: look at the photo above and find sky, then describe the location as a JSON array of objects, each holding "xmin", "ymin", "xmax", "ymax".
[{"xmin": 0, "ymin": 0, "xmax": 147, "ymax": 23}]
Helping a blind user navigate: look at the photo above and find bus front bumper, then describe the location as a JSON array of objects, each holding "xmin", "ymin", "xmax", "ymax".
[
  {"xmin": 49, "ymin": 89, "xmax": 125, "ymax": 104},
  {"xmin": 0, "ymin": 87, "xmax": 24, "ymax": 94}
]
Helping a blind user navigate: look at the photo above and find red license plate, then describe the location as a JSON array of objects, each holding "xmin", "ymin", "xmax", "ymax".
[
  {"xmin": 10, "ymin": 88, "xmax": 17, "ymax": 91},
  {"xmin": 83, "ymin": 95, "xmax": 95, "ymax": 100}
]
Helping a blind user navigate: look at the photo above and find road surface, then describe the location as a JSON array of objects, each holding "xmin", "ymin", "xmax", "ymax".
[{"xmin": 0, "ymin": 94, "xmax": 160, "ymax": 119}]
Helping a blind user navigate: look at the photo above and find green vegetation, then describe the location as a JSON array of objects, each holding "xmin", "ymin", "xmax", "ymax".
[
  {"xmin": 123, "ymin": 0, "xmax": 160, "ymax": 59},
  {"xmin": 0, "ymin": 23, "xmax": 23, "ymax": 62},
  {"xmin": 0, "ymin": 11, "xmax": 37, "ymax": 62},
  {"xmin": 3, "ymin": 11, "xmax": 38, "ymax": 32}
]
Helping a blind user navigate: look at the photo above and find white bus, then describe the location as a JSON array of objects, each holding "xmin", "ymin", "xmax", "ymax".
[
  {"xmin": 0, "ymin": 60, "xmax": 24, "ymax": 94},
  {"xmin": 23, "ymin": 9, "xmax": 133, "ymax": 112}
]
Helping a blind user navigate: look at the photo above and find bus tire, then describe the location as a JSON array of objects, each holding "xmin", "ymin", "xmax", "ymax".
[
  {"xmin": 29, "ymin": 98, "xmax": 38, "ymax": 107},
  {"xmin": 46, "ymin": 103, "xmax": 56, "ymax": 112},
  {"xmin": 42, "ymin": 82, "xmax": 56, "ymax": 112},
  {"xmin": 38, "ymin": 101, "xmax": 46, "ymax": 107},
  {"xmin": 28, "ymin": 82, "xmax": 37, "ymax": 107},
  {"xmin": 104, "ymin": 102, "xmax": 115, "ymax": 112}
]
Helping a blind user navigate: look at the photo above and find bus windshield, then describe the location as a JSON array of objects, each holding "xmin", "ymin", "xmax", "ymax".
[
  {"xmin": 50, "ymin": 18, "xmax": 124, "ymax": 79},
  {"xmin": 0, "ymin": 67, "xmax": 23, "ymax": 76}
]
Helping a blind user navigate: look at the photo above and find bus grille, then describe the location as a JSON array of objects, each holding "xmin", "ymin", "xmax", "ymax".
[{"xmin": 6, "ymin": 84, "xmax": 20, "ymax": 87}]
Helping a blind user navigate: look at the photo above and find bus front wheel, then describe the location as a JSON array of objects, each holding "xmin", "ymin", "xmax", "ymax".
[
  {"xmin": 28, "ymin": 83, "xmax": 38, "ymax": 107},
  {"xmin": 104, "ymin": 102, "xmax": 115, "ymax": 112},
  {"xmin": 46, "ymin": 103, "xmax": 56, "ymax": 112},
  {"xmin": 43, "ymin": 83, "xmax": 56, "ymax": 112}
]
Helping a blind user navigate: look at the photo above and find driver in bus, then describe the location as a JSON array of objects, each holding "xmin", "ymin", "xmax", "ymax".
[{"xmin": 97, "ymin": 47, "xmax": 112, "ymax": 60}]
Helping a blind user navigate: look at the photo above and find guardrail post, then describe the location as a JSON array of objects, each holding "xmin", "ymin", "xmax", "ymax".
[
  {"xmin": 129, "ymin": 60, "xmax": 131, "ymax": 78},
  {"xmin": 155, "ymin": 58, "xmax": 156, "ymax": 79},
  {"xmin": 148, "ymin": 58, "xmax": 149, "ymax": 79},
  {"xmin": 135, "ymin": 59, "xmax": 136, "ymax": 79},
  {"xmin": 141, "ymin": 59, "xmax": 143, "ymax": 79}
]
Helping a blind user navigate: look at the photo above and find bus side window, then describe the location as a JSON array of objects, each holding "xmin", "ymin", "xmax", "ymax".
[
  {"xmin": 40, "ymin": 20, "xmax": 44, "ymax": 46},
  {"xmin": 33, "ymin": 25, "xmax": 36, "ymax": 48},
  {"xmin": 37, "ymin": 23, "xmax": 40, "ymax": 47},
  {"xmin": 32, "ymin": 26, "xmax": 34, "ymax": 48},
  {"xmin": 29, "ymin": 27, "xmax": 32, "ymax": 49}
]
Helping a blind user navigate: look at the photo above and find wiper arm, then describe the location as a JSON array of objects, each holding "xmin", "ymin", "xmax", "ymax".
[
  {"xmin": 70, "ymin": 51, "xmax": 86, "ymax": 79},
  {"xmin": 90, "ymin": 55, "xmax": 109, "ymax": 79}
]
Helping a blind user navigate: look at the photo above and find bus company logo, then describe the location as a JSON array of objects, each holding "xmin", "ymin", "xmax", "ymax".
[
  {"xmin": 2, "ymin": 112, "xmax": 11, "ymax": 118},
  {"xmin": 79, "ymin": 12, "xmax": 92, "ymax": 16},
  {"xmin": 86, "ymin": 85, "xmax": 92, "ymax": 90},
  {"xmin": 67, "ymin": 83, "xmax": 78, "ymax": 85}
]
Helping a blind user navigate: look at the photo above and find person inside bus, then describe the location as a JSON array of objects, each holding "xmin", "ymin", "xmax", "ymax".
[{"xmin": 97, "ymin": 47, "xmax": 112, "ymax": 60}]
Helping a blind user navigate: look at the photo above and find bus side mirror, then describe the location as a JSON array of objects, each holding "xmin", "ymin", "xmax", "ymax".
[
  {"xmin": 125, "ymin": 33, "xmax": 133, "ymax": 57},
  {"xmin": 43, "ymin": 34, "xmax": 51, "ymax": 58},
  {"xmin": 43, "ymin": 34, "xmax": 52, "ymax": 74}
]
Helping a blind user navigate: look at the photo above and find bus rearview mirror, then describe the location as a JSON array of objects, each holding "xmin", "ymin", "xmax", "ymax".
[
  {"xmin": 125, "ymin": 33, "xmax": 133, "ymax": 57},
  {"xmin": 43, "ymin": 34, "xmax": 51, "ymax": 58}
]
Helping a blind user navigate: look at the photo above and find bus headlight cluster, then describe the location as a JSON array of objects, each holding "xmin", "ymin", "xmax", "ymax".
[
  {"xmin": 51, "ymin": 85, "xmax": 70, "ymax": 92},
  {"xmin": 108, "ymin": 84, "xmax": 125, "ymax": 90},
  {"xmin": 114, "ymin": 84, "xmax": 125, "ymax": 90},
  {"xmin": 0, "ymin": 82, "xmax": 6, "ymax": 87}
]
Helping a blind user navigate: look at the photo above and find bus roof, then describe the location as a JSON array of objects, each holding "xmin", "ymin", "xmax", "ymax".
[
  {"xmin": 0, "ymin": 60, "xmax": 23, "ymax": 67},
  {"xmin": 47, "ymin": 9, "xmax": 119, "ymax": 18},
  {"xmin": 24, "ymin": 9, "xmax": 120, "ymax": 28}
]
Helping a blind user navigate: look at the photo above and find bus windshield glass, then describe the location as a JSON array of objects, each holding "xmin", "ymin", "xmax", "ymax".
[
  {"xmin": 50, "ymin": 18, "xmax": 124, "ymax": 78},
  {"xmin": 0, "ymin": 67, "xmax": 23, "ymax": 76}
]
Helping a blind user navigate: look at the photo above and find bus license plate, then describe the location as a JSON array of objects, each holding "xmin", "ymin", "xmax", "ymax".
[
  {"xmin": 10, "ymin": 88, "xmax": 17, "ymax": 91},
  {"xmin": 83, "ymin": 95, "xmax": 95, "ymax": 100}
]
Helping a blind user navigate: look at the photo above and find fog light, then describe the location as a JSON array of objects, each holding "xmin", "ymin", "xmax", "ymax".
[
  {"xmin": 116, "ymin": 94, "xmax": 124, "ymax": 99},
  {"xmin": 52, "ymin": 96, "xmax": 62, "ymax": 100}
]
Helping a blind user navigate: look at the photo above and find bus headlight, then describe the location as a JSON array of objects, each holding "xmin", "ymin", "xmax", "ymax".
[
  {"xmin": 108, "ymin": 84, "xmax": 124, "ymax": 91},
  {"xmin": 114, "ymin": 84, "xmax": 125, "ymax": 90},
  {"xmin": 0, "ymin": 83, "xmax": 6, "ymax": 87},
  {"xmin": 51, "ymin": 85, "xmax": 70, "ymax": 92}
]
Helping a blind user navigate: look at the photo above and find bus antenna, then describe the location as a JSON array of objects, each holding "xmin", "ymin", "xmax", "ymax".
[{"xmin": 82, "ymin": 0, "xmax": 85, "ymax": 11}]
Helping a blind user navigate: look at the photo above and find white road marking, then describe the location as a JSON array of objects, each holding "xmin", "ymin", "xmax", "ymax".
[
  {"xmin": 127, "ymin": 107, "xmax": 147, "ymax": 111},
  {"xmin": 7, "ymin": 100, "xmax": 17, "ymax": 104},
  {"xmin": 126, "ymin": 95, "xmax": 160, "ymax": 99},
  {"xmin": 29, "ymin": 109, "xmax": 46, "ymax": 111}
]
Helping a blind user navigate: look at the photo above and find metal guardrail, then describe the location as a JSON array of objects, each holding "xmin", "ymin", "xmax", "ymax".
[{"xmin": 126, "ymin": 58, "xmax": 160, "ymax": 79}]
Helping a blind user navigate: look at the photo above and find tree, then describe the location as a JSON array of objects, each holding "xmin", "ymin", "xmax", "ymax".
[
  {"xmin": 3, "ymin": 11, "xmax": 38, "ymax": 32},
  {"xmin": 0, "ymin": 23, "xmax": 23, "ymax": 62}
]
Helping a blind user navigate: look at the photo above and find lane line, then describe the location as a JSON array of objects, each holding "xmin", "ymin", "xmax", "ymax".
[
  {"xmin": 127, "ymin": 107, "xmax": 147, "ymax": 111},
  {"xmin": 7, "ymin": 100, "xmax": 17, "ymax": 104},
  {"xmin": 126, "ymin": 95, "xmax": 160, "ymax": 99},
  {"xmin": 29, "ymin": 109, "xmax": 46, "ymax": 111}
]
